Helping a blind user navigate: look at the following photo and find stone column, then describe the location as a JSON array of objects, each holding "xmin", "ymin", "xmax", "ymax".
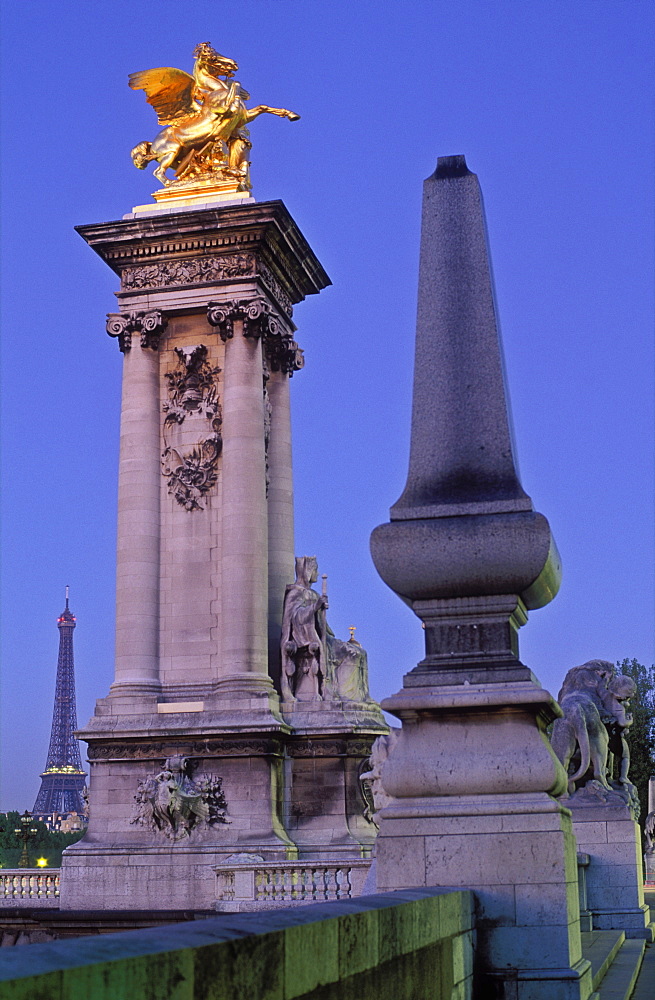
[
  {"xmin": 265, "ymin": 358, "xmax": 299, "ymax": 689},
  {"xmin": 208, "ymin": 300, "xmax": 278, "ymax": 711},
  {"xmin": 107, "ymin": 312, "xmax": 166, "ymax": 704},
  {"xmin": 370, "ymin": 157, "xmax": 593, "ymax": 1000}
]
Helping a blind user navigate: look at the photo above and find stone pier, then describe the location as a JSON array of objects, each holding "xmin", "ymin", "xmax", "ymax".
[
  {"xmin": 60, "ymin": 198, "xmax": 386, "ymax": 911},
  {"xmin": 370, "ymin": 156, "xmax": 593, "ymax": 999}
]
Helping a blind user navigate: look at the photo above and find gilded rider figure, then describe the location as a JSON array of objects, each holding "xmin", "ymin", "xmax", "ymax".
[{"xmin": 129, "ymin": 42, "xmax": 299, "ymax": 191}]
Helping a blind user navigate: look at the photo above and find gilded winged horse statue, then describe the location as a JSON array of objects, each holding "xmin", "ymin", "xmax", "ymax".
[{"xmin": 129, "ymin": 42, "xmax": 299, "ymax": 192}]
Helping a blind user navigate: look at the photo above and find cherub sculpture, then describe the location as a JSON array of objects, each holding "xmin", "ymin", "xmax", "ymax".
[{"xmin": 129, "ymin": 42, "xmax": 299, "ymax": 190}]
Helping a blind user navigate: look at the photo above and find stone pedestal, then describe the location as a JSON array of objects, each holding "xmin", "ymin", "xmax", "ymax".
[
  {"xmin": 370, "ymin": 157, "xmax": 593, "ymax": 999},
  {"xmin": 570, "ymin": 796, "xmax": 653, "ymax": 940},
  {"xmin": 374, "ymin": 683, "xmax": 593, "ymax": 999},
  {"xmin": 283, "ymin": 710, "xmax": 386, "ymax": 860},
  {"xmin": 60, "ymin": 198, "xmax": 384, "ymax": 910}
]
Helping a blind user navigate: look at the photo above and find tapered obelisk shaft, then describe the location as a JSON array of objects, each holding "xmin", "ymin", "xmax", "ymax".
[
  {"xmin": 393, "ymin": 155, "xmax": 530, "ymax": 519},
  {"xmin": 372, "ymin": 156, "xmax": 561, "ymax": 685}
]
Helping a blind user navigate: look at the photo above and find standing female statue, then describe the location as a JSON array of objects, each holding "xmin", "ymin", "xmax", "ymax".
[{"xmin": 280, "ymin": 556, "xmax": 328, "ymax": 702}]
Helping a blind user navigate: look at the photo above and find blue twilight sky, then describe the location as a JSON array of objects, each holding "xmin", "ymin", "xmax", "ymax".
[{"xmin": 1, "ymin": 1, "xmax": 653, "ymax": 810}]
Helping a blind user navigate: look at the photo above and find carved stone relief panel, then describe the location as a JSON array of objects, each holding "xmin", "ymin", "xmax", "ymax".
[
  {"xmin": 161, "ymin": 344, "xmax": 222, "ymax": 511},
  {"xmin": 131, "ymin": 756, "xmax": 229, "ymax": 841}
]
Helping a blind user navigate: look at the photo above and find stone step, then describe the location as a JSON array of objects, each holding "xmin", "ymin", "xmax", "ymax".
[
  {"xmin": 629, "ymin": 941, "xmax": 655, "ymax": 1000},
  {"xmin": 596, "ymin": 938, "xmax": 645, "ymax": 999},
  {"xmin": 582, "ymin": 930, "xmax": 626, "ymax": 990}
]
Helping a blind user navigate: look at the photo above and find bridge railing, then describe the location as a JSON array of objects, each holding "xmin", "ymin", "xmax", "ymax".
[
  {"xmin": 0, "ymin": 869, "xmax": 60, "ymax": 906},
  {"xmin": 215, "ymin": 858, "xmax": 371, "ymax": 910}
]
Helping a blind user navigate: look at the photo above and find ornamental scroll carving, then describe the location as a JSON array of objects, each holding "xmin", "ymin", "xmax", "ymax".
[
  {"xmin": 106, "ymin": 310, "xmax": 168, "ymax": 352},
  {"xmin": 121, "ymin": 252, "xmax": 255, "ymax": 290},
  {"xmin": 131, "ymin": 755, "xmax": 229, "ymax": 841},
  {"xmin": 162, "ymin": 345, "xmax": 222, "ymax": 511},
  {"xmin": 207, "ymin": 298, "xmax": 303, "ymax": 374},
  {"xmin": 258, "ymin": 261, "xmax": 293, "ymax": 317}
]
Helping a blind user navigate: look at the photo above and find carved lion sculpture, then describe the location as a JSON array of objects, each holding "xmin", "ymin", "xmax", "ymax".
[{"xmin": 550, "ymin": 659, "xmax": 636, "ymax": 795}]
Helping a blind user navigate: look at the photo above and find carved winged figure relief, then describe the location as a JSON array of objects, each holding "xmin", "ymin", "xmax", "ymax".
[{"xmin": 129, "ymin": 42, "xmax": 299, "ymax": 190}]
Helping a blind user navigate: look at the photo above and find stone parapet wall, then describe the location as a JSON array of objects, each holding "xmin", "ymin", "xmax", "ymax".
[{"xmin": 0, "ymin": 888, "xmax": 474, "ymax": 1000}]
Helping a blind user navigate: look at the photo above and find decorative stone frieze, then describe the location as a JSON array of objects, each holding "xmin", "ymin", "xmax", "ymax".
[
  {"xmin": 121, "ymin": 252, "xmax": 256, "ymax": 291},
  {"xmin": 285, "ymin": 738, "xmax": 376, "ymax": 758},
  {"xmin": 257, "ymin": 261, "xmax": 294, "ymax": 317},
  {"xmin": 162, "ymin": 345, "xmax": 222, "ymax": 511},
  {"xmin": 131, "ymin": 755, "xmax": 228, "ymax": 841},
  {"xmin": 106, "ymin": 310, "xmax": 168, "ymax": 352},
  {"xmin": 86, "ymin": 736, "xmax": 285, "ymax": 761}
]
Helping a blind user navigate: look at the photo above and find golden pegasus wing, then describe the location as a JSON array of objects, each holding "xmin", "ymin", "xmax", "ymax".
[{"xmin": 128, "ymin": 67, "xmax": 196, "ymax": 126}]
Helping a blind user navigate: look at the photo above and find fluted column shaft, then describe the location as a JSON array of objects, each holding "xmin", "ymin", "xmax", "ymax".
[
  {"xmin": 266, "ymin": 368, "xmax": 295, "ymax": 688},
  {"xmin": 220, "ymin": 321, "xmax": 270, "ymax": 684},
  {"xmin": 113, "ymin": 339, "xmax": 161, "ymax": 697}
]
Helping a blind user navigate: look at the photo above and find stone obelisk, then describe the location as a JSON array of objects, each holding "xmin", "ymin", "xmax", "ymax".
[{"xmin": 370, "ymin": 157, "xmax": 594, "ymax": 1000}]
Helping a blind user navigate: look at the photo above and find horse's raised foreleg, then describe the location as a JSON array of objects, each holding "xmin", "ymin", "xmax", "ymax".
[
  {"xmin": 245, "ymin": 105, "xmax": 300, "ymax": 122},
  {"xmin": 152, "ymin": 143, "xmax": 182, "ymax": 186}
]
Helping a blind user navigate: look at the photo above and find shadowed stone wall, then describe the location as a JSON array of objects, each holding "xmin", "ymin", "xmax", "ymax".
[{"xmin": 0, "ymin": 889, "xmax": 473, "ymax": 1000}]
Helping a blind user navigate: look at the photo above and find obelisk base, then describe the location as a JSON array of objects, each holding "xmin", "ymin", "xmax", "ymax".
[{"xmin": 375, "ymin": 681, "xmax": 594, "ymax": 1000}]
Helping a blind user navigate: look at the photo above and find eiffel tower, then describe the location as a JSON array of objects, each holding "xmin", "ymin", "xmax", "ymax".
[{"xmin": 33, "ymin": 588, "xmax": 87, "ymax": 818}]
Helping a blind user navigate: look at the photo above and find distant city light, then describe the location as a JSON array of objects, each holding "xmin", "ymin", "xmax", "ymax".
[{"xmin": 36, "ymin": 857, "xmax": 49, "ymax": 868}]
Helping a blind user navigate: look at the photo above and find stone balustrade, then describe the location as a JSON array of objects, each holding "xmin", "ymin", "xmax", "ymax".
[
  {"xmin": 0, "ymin": 869, "xmax": 60, "ymax": 906},
  {"xmin": 215, "ymin": 859, "xmax": 371, "ymax": 910}
]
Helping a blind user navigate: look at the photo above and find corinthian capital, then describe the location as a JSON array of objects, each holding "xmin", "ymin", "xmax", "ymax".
[
  {"xmin": 207, "ymin": 297, "xmax": 283, "ymax": 342},
  {"xmin": 265, "ymin": 334, "xmax": 305, "ymax": 376},
  {"xmin": 140, "ymin": 310, "xmax": 168, "ymax": 349},
  {"xmin": 106, "ymin": 311, "xmax": 168, "ymax": 352}
]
